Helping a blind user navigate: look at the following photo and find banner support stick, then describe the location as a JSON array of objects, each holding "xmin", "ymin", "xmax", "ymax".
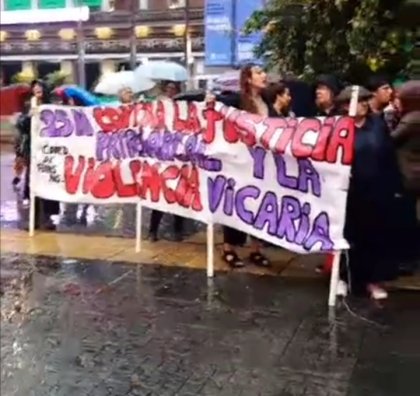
[
  {"xmin": 328, "ymin": 85, "xmax": 359, "ymax": 307},
  {"xmin": 135, "ymin": 203, "xmax": 142, "ymax": 253},
  {"xmin": 206, "ymin": 223, "xmax": 214, "ymax": 278},
  {"xmin": 28, "ymin": 192, "xmax": 36, "ymax": 237},
  {"xmin": 328, "ymin": 252, "xmax": 341, "ymax": 307}
]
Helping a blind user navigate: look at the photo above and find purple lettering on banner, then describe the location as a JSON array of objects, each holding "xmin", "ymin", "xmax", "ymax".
[
  {"xmin": 304, "ymin": 212, "xmax": 333, "ymax": 251},
  {"xmin": 145, "ymin": 130, "xmax": 162, "ymax": 157},
  {"xmin": 96, "ymin": 132, "xmax": 119, "ymax": 161},
  {"xmin": 160, "ymin": 130, "xmax": 176, "ymax": 160},
  {"xmin": 295, "ymin": 203, "xmax": 311, "ymax": 245},
  {"xmin": 95, "ymin": 128, "xmax": 221, "ymax": 170},
  {"xmin": 40, "ymin": 108, "xmax": 73, "ymax": 137},
  {"xmin": 96, "ymin": 132, "xmax": 108, "ymax": 161},
  {"xmin": 223, "ymin": 178, "xmax": 236, "ymax": 216},
  {"xmin": 40, "ymin": 109, "xmax": 55, "ymax": 137},
  {"xmin": 55, "ymin": 109, "xmax": 73, "ymax": 137},
  {"xmin": 274, "ymin": 154, "xmax": 298, "ymax": 190},
  {"xmin": 254, "ymin": 191, "xmax": 278, "ymax": 235},
  {"xmin": 235, "ymin": 186, "xmax": 260, "ymax": 225},
  {"xmin": 207, "ymin": 175, "xmax": 227, "ymax": 213},
  {"xmin": 277, "ymin": 196, "xmax": 301, "ymax": 243},
  {"xmin": 297, "ymin": 159, "xmax": 321, "ymax": 197},
  {"xmin": 71, "ymin": 109, "xmax": 94, "ymax": 136},
  {"xmin": 249, "ymin": 147, "xmax": 266, "ymax": 179},
  {"xmin": 126, "ymin": 129, "xmax": 143, "ymax": 158}
]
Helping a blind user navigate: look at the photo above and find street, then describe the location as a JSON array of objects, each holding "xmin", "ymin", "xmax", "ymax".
[{"xmin": 1, "ymin": 144, "xmax": 420, "ymax": 396}]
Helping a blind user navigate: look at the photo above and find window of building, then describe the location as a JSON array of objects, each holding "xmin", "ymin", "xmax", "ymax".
[
  {"xmin": 4, "ymin": 0, "xmax": 32, "ymax": 10},
  {"xmin": 38, "ymin": 0, "xmax": 66, "ymax": 8},
  {"xmin": 67, "ymin": 0, "xmax": 102, "ymax": 11},
  {"xmin": 168, "ymin": 0, "xmax": 185, "ymax": 8}
]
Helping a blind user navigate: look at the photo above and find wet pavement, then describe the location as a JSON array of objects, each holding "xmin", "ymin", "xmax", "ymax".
[{"xmin": 1, "ymin": 252, "xmax": 420, "ymax": 396}]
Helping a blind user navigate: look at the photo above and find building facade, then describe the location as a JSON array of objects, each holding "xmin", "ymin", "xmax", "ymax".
[{"xmin": 0, "ymin": 0, "xmax": 205, "ymax": 88}]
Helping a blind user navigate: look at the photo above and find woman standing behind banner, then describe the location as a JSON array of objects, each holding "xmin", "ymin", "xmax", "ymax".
[
  {"xmin": 336, "ymin": 86, "xmax": 402, "ymax": 300},
  {"xmin": 263, "ymin": 81, "xmax": 294, "ymax": 117},
  {"xmin": 149, "ymin": 81, "xmax": 184, "ymax": 241},
  {"xmin": 20, "ymin": 80, "xmax": 60, "ymax": 230},
  {"xmin": 210, "ymin": 64, "xmax": 275, "ymax": 268}
]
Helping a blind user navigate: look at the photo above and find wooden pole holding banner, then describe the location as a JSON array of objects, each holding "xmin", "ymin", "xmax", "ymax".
[
  {"xmin": 328, "ymin": 85, "xmax": 359, "ymax": 307},
  {"xmin": 28, "ymin": 104, "xmax": 39, "ymax": 238},
  {"xmin": 28, "ymin": 191, "xmax": 36, "ymax": 237},
  {"xmin": 135, "ymin": 203, "xmax": 142, "ymax": 252},
  {"xmin": 206, "ymin": 223, "xmax": 214, "ymax": 278}
]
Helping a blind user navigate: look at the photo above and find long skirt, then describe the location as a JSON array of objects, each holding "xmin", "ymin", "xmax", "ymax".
[{"xmin": 341, "ymin": 193, "xmax": 409, "ymax": 294}]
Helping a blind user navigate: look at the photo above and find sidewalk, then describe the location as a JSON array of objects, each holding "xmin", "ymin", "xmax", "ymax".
[
  {"xmin": 0, "ymin": 117, "xmax": 15, "ymax": 144},
  {"xmin": 1, "ymin": 228, "xmax": 419, "ymax": 291}
]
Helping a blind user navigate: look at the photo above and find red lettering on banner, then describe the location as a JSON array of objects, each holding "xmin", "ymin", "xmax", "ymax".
[
  {"xmin": 202, "ymin": 106, "xmax": 223, "ymax": 143},
  {"xmin": 135, "ymin": 102, "xmax": 166, "ymax": 130},
  {"xmin": 325, "ymin": 116, "xmax": 354, "ymax": 165},
  {"xmin": 311, "ymin": 117, "xmax": 335, "ymax": 162},
  {"xmin": 216, "ymin": 103, "xmax": 355, "ymax": 165},
  {"xmin": 63, "ymin": 156, "xmax": 202, "ymax": 210},
  {"xmin": 291, "ymin": 118, "xmax": 322, "ymax": 158},
  {"xmin": 93, "ymin": 105, "xmax": 134, "ymax": 132},
  {"xmin": 173, "ymin": 102, "xmax": 202, "ymax": 134}
]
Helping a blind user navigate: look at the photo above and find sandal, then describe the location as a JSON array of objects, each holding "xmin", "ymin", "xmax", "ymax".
[
  {"xmin": 249, "ymin": 252, "xmax": 271, "ymax": 267},
  {"xmin": 222, "ymin": 250, "xmax": 245, "ymax": 268}
]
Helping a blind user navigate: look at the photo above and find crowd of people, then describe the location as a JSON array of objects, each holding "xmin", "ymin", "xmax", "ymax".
[{"xmin": 13, "ymin": 66, "xmax": 420, "ymax": 302}]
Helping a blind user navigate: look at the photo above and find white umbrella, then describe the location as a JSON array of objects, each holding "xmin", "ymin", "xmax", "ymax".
[
  {"xmin": 213, "ymin": 71, "xmax": 240, "ymax": 92},
  {"xmin": 212, "ymin": 70, "xmax": 282, "ymax": 92},
  {"xmin": 135, "ymin": 61, "xmax": 188, "ymax": 82},
  {"xmin": 94, "ymin": 71, "xmax": 156, "ymax": 95}
]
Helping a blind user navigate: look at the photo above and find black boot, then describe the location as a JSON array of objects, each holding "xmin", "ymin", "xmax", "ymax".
[{"xmin": 149, "ymin": 210, "xmax": 163, "ymax": 242}]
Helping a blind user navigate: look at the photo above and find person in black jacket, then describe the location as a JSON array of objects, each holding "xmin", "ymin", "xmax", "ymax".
[
  {"xmin": 19, "ymin": 80, "xmax": 60, "ymax": 230},
  {"xmin": 336, "ymin": 86, "xmax": 403, "ymax": 300},
  {"xmin": 315, "ymin": 74, "xmax": 342, "ymax": 116}
]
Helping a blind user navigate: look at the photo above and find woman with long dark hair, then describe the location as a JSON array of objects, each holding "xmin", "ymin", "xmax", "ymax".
[
  {"xmin": 219, "ymin": 64, "xmax": 272, "ymax": 268},
  {"xmin": 19, "ymin": 80, "xmax": 60, "ymax": 230}
]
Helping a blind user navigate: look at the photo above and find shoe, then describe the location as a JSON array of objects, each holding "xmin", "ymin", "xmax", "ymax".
[
  {"xmin": 367, "ymin": 284, "xmax": 388, "ymax": 300},
  {"xmin": 336, "ymin": 280, "xmax": 348, "ymax": 297},
  {"xmin": 149, "ymin": 232, "xmax": 158, "ymax": 242}
]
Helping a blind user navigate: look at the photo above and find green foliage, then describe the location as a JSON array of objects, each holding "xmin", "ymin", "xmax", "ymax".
[
  {"xmin": 45, "ymin": 70, "xmax": 71, "ymax": 88},
  {"xmin": 11, "ymin": 70, "xmax": 36, "ymax": 84},
  {"xmin": 244, "ymin": 0, "xmax": 415, "ymax": 83}
]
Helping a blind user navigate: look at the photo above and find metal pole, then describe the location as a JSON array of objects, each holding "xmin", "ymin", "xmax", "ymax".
[
  {"xmin": 76, "ymin": 2, "xmax": 86, "ymax": 88},
  {"xmin": 184, "ymin": 0, "xmax": 192, "ymax": 88},
  {"xmin": 129, "ymin": 0, "xmax": 137, "ymax": 70}
]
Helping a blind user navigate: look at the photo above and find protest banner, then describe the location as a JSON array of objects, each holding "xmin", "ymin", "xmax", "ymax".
[{"xmin": 30, "ymin": 100, "xmax": 354, "ymax": 257}]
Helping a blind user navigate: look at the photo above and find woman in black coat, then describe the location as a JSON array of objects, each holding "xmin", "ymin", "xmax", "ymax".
[
  {"xmin": 19, "ymin": 80, "xmax": 60, "ymax": 230},
  {"xmin": 337, "ymin": 86, "xmax": 404, "ymax": 300}
]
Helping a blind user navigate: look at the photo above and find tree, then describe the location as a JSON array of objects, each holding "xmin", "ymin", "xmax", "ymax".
[{"xmin": 244, "ymin": 0, "xmax": 415, "ymax": 83}]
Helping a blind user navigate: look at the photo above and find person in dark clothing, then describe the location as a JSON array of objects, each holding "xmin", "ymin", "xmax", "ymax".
[
  {"xmin": 391, "ymin": 80, "xmax": 420, "ymax": 196},
  {"xmin": 336, "ymin": 86, "xmax": 403, "ymax": 300},
  {"xmin": 20, "ymin": 80, "xmax": 60, "ymax": 230},
  {"xmin": 366, "ymin": 74, "xmax": 393, "ymax": 115},
  {"xmin": 315, "ymin": 74, "xmax": 342, "ymax": 116},
  {"xmin": 391, "ymin": 80, "xmax": 420, "ymax": 270},
  {"xmin": 263, "ymin": 81, "xmax": 294, "ymax": 117},
  {"xmin": 149, "ymin": 80, "xmax": 184, "ymax": 241}
]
